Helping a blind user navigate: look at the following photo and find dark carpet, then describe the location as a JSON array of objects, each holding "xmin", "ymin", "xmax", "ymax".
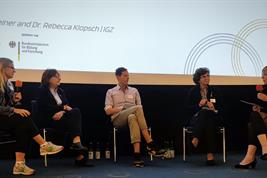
[{"xmin": 0, "ymin": 154, "xmax": 267, "ymax": 178}]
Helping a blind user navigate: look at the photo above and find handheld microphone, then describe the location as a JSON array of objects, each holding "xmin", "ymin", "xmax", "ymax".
[
  {"xmin": 15, "ymin": 80, "xmax": 23, "ymax": 92},
  {"xmin": 256, "ymin": 85, "xmax": 264, "ymax": 92}
]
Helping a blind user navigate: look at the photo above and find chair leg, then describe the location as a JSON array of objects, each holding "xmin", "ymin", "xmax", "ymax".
[
  {"xmin": 148, "ymin": 127, "xmax": 153, "ymax": 161},
  {"xmin": 43, "ymin": 129, "xmax": 48, "ymax": 167},
  {"xmin": 113, "ymin": 127, "xmax": 117, "ymax": 163},
  {"xmin": 222, "ymin": 128, "xmax": 226, "ymax": 163},
  {"xmin": 183, "ymin": 127, "xmax": 186, "ymax": 162}
]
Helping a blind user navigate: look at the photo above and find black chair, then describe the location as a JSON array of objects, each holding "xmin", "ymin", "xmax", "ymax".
[
  {"xmin": 0, "ymin": 130, "xmax": 16, "ymax": 145},
  {"xmin": 113, "ymin": 126, "xmax": 153, "ymax": 162},
  {"xmin": 0, "ymin": 130, "xmax": 16, "ymax": 160},
  {"xmin": 182, "ymin": 126, "xmax": 226, "ymax": 163},
  {"xmin": 182, "ymin": 114, "xmax": 226, "ymax": 163}
]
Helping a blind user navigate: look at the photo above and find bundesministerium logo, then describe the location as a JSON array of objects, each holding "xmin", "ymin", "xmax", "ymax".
[{"xmin": 9, "ymin": 41, "xmax": 16, "ymax": 48}]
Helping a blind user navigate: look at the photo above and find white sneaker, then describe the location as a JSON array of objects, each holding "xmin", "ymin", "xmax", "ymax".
[
  {"xmin": 40, "ymin": 142, "xmax": 64, "ymax": 156},
  {"xmin": 13, "ymin": 162, "xmax": 35, "ymax": 176}
]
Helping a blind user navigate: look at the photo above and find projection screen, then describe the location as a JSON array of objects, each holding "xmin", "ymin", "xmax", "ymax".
[{"xmin": 0, "ymin": 0, "xmax": 266, "ymax": 85}]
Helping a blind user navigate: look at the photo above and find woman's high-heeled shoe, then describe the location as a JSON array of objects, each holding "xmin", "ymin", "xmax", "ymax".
[{"xmin": 234, "ymin": 159, "xmax": 257, "ymax": 169}]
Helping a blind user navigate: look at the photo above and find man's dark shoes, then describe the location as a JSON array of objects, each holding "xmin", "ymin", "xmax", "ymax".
[
  {"xmin": 146, "ymin": 141, "xmax": 166, "ymax": 157},
  {"xmin": 132, "ymin": 153, "xmax": 144, "ymax": 168},
  {"xmin": 70, "ymin": 142, "xmax": 88, "ymax": 152}
]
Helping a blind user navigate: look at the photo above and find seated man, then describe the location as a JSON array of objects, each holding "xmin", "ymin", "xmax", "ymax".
[{"xmin": 104, "ymin": 67, "xmax": 165, "ymax": 167}]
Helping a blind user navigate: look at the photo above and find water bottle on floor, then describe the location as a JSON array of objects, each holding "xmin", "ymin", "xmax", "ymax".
[
  {"xmin": 95, "ymin": 142, "xmax": 101, "ymax": 160},
  {"xmin": 88, "ymin": 141, "xmax": 94, "ymax": 160},
  {"xmin": 105, "ymin": 142, "xmax": 111, "ymax": 159}
]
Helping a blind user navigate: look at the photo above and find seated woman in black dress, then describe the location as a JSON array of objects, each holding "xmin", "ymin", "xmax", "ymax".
[
  {"xmin": 235, "ymin": 66, "xmax": 267, "ymax": 169},
  {"xmin": 36, "ymin": 69, "xmax": 90, "ymax": 167},
  {"xmin": 0, "ymin": 58, "xmax": 63, "ymax": 176},
  {"xmin": 185, "ymin": 67, "xmax": 223, "ymax": 165}
]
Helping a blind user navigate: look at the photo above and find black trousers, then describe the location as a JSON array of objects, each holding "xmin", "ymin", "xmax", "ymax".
[
  {"xmin": 0, "ymin": 114, "xmax": 39, "ymax": 153},
  {"xmin": 50, "ymin": 108, "xmax": 82, "ymax": 141},
  {"xmin": 192, "ymin": 109, "xmax": 220, "ymax": 153},
  {"xmin": 248, "ymin": 111, "xmax": 267, "ymax": 146}
]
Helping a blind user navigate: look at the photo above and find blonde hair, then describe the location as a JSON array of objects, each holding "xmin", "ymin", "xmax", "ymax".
[{"xmin": 0, "ymin": 58, "xmax": 14, "ymax": 93}]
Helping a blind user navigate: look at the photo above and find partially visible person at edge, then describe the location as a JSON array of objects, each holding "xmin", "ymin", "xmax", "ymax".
[
  {"xmin": 36, "ymin": 69, "xmax": 93, "ymax": 167},
  {"xmin": 104, "ymin": 67, "xmax": 166, "ymax": 168},
  {"xmin": 235, "ymin": 66, "xmax": 267, "ymax": 169},
  {"xmin": 0, "ymin": 58, "xmax": 64, "ymax": 176},
  {"xmin": 185, "ymin": 67, "xmax": 224, "ymax": 166}
]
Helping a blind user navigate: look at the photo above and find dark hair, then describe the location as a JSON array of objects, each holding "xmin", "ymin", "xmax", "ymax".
[
  {"xmin": 193, "ymin": 67, "xmax": 210, "ymax": 84},
  {"xmin": 115, "ymin": 67, "xmax": 127, "ymax": 76},
  {"xmin": 41, "ymin": 69, "xmax": 60, "ymax": 86},
  {"xmin": 262, "ymin": 66, "xmax": 267, "ymax": 77}
]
